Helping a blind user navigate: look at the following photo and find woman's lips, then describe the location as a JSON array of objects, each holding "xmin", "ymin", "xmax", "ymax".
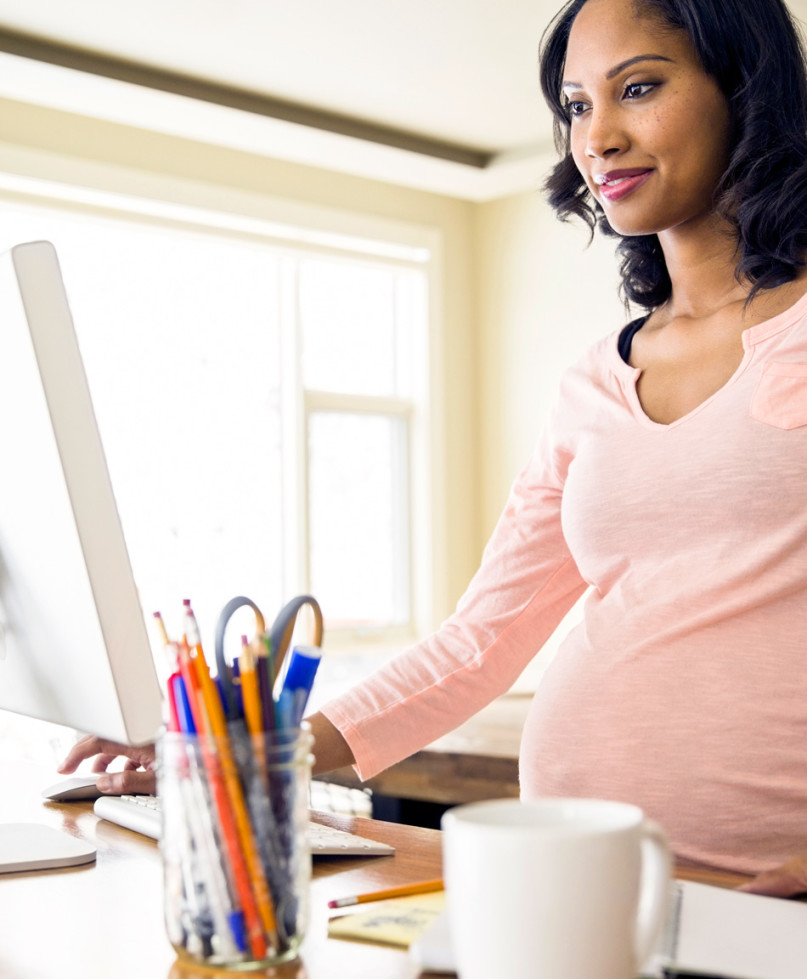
[{"xmin": 594, "ymin": 169, "xmax": 653, "ymax": 201}]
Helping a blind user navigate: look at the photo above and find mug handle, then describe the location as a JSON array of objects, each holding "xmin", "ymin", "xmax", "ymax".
[{"xmin": 634, "ymin": 819, "xmax": 672, "ymax": 967}]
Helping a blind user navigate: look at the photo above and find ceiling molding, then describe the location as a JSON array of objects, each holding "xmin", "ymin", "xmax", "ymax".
[
  {"xmin": 0, "ymin": 28, "xmax": 554, "ymax": 201},
  {"xmin": 0, "ymin": 26, "xmax": 494, "ymax": 168}
]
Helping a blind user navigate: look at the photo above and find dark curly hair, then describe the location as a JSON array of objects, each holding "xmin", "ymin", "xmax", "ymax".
[{"xmin": 539, "ymin": 0, "xmax": 807, "ymax": 310}]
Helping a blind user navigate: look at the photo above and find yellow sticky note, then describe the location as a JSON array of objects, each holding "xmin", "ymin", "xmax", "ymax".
[{"xmin": 328, "ymin": 891, "xmax": 446, "ymax": 948}]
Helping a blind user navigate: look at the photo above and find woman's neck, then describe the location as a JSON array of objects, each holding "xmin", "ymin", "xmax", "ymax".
[
  {"xmin": 653, "ymin": 214, "xmax": 807, "ymax": 331},
  {"xmin": 655, "ymin": 215, "xmax": 746, "ymax": 325}
]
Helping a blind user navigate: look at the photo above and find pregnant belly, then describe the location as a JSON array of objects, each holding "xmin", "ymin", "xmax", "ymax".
[{"xmin": 516, "ymin": 641, "xmax": 807, "ymax": 874}]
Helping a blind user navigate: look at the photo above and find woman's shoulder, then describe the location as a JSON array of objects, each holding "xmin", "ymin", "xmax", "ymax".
[
  {"xmin": 549, "ymin": 323, "xmax": 636, "ymax": 417},
  {"xmin": 564, "ymin": 321, "xmax": 637, "ymax": 380},
  {"xmin": 746, "ymin": 267, "xmax": 807, "ymax": 330}
]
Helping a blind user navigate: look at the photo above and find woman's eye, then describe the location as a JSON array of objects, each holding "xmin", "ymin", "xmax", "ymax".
[
  {"xmin": 623, "ymin": 82, "xmax": 655, "ymax": 100},
  {"xmin": 566, "ymin": 99, "xmax": 589, "ymax": 117}
]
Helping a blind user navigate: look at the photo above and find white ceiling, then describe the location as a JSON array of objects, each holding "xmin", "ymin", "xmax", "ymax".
[
  {"xmin": 0, "ymin": 0, "xmax": 557, "ymax": 149},
  {"xmin": 0, "ymin": 0, "xmax": 563, "ymax": 199},
  {"xmin": 0, "ymin": 0, "xmax": 805, "ymax": 200}
]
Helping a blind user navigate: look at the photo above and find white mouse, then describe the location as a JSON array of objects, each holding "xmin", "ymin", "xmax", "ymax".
[{"xmin": 41, "ymin": 775, "xmax": 105, "ymax": 802}]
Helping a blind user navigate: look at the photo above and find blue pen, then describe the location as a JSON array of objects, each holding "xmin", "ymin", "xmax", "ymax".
[
  {"xmin": 172, "ymin": 674, "xmax": 197, "ymax": 734},
  {"xmin": 278, "ymin": 644, "xmax": 322, "ymax": 727}
]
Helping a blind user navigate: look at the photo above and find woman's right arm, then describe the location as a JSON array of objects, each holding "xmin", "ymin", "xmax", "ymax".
[
  {"xmin": 307, "ymin": 711, "xmax": 355, "ymax": 775},
  {"xmin": 58, "ymin": 714, "xmax": 355, "ymax": 790}
]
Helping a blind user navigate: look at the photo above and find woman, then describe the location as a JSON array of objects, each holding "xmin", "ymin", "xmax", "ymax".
[
  {"xmin": 63, "ymin": 0, "xmax": 807, "ymax": 891},
  {"xmin": 309, "ymin": 0, "xmax": 807, "ymax": 880}
]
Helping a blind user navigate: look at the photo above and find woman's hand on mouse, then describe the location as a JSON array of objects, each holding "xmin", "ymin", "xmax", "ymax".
[{"xmin": 58, "ymin": 734, "xmax": 157, "ymax": 795}]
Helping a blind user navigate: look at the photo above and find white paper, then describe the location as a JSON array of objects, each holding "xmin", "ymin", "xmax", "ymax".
[{"xmin": 411, "ymin": 880, "xmax": 807, "ymax": 979}]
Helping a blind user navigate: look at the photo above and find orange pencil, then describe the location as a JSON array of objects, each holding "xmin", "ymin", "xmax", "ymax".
[
  {"xmin": 327, "ymin": 879, "xmax": 444, "ymax": 908},
  {"xmin": 239, "ymin": 635, "xmax": 264, "ymax": 738},
  {"xmin": 176, "ymin": 639, "xmax": 204, "ymax": 733}
]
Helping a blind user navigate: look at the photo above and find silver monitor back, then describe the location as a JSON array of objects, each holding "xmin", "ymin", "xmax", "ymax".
[{"xmin": 0, "ymin": 241, "xmax": 162, "ymax": 745}]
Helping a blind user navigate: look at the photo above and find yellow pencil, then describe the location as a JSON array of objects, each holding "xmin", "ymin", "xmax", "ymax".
[
  {"xmin": 239, "ymin": 634, "xmax": 264, "ymax": 738},
  {"xmin": 327, "ymin": 879, "xmax": 444, "ymax": 908},
  {"xmin": 153, "ymin": 610, "xmax": 171, "ymax": 646}
]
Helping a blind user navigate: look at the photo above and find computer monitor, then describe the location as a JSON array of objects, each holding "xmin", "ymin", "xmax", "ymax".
[{"xmin": 0, "ymin": 240, "xmax": 163, "ymax": 871}]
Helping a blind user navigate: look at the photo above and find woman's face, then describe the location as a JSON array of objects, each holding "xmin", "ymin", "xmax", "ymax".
[{"xmin": 563, "ymin": 0, "xmax": 732, "ymax": 239}]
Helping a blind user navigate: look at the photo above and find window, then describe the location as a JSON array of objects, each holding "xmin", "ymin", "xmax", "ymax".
[
  {"xmin": 0, "ymin": 190, "xmax": 433, "ymax": 649},
  {"xmin": 298, "ymin": 256, "xmax": 427, "ymax": 631}
]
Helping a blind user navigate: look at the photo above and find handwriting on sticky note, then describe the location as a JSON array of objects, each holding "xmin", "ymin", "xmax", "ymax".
[{"xmin": 328, "ymin": 891, "xmax": 446, "ymax": 947}]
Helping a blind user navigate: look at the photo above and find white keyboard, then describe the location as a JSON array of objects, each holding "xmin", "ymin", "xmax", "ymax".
[
  {"xmin": 94, "ymin": 794, "xmax": 161, "ymax": 838},
  {"xmin": 93, "ymin": 794, "xmax": 394, "ymax": 856}
]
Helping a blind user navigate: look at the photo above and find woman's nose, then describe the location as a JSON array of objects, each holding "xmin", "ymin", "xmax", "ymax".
[{"xmin": 584, "ymin": 107, "xmax": 629, "ymax": 159}]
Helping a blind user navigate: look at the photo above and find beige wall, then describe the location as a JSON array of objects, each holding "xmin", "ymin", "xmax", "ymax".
[{"xmin": 0, "ymin": 98, "xmax": 625, "ymax": 628}]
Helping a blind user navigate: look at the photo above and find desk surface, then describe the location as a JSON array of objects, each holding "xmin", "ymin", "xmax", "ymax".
[
  {"xmin": 0, "ymin": 757, "xmax": 747, "ymax": 979},
  {"xmin": 0, "ymin": 757, "xmax": 445, "ymax": 979}
]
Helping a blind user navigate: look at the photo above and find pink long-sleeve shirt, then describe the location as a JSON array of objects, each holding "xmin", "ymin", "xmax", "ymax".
[{"xmin": 322, "ymin": 289, "xmax": 807, "ymax": 874}]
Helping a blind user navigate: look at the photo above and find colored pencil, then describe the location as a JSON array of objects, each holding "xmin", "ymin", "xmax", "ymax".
[
  {"xmin": 327, "ymin": 879, "xmax": 444, "ymax": 909},
  {"xmin": 239, "ymin": 635, "xmax": 264, "ymax": 738},
  {"xmin": 255, "ymin": 636, "xmax": 276, "ymax": 732}
]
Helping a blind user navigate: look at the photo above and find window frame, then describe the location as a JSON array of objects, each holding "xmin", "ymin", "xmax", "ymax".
[
  {"xmin": 0, "ymin": 144, "xmax": 445, "ymax": 650},
  {"xmin": 279, "ymin": 247, "xmax": 432, "ymax": 643}
]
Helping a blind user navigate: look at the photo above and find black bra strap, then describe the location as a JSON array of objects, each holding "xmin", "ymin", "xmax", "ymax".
[{"xmin": 618, "ymin": 315, "xmax": 648, "ymax": 363}]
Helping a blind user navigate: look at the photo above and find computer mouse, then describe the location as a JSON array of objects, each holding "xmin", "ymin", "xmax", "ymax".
[{"xmin": 41, "ymin": 775, "xmax": 105, "ymax": 802}]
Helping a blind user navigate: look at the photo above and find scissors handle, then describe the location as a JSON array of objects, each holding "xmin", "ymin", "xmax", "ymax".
[
  {"xmin": 215, "ymin": 594, "xmax": 324, "ymax": 720},
  {"xmin": 268, "ymin": 595, "xmax": 323, "ymax": 677},
  {"xmin": 215, "ymin": 595, "xmax": 266, "ymax": 720}
]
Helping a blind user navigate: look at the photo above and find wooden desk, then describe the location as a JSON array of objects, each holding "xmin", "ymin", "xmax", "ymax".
[
  {"xmin": 0, "ymin": 758, "xmax": 747, "ymax": 979},
  {"xmin": 0, "ymin": 758, "xmax": 446, "ymax": 979},
  {"xmin": 319, "ymin": 694, "xmax": 528, "ymax": 806}
]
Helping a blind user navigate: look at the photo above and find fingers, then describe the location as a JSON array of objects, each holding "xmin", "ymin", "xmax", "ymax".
[
  {"xmin": 87, "ymin": 753, "xmax": 120, "ymax": 772},
  {"xmin": 738, "ymin": 869, "xmax": 794, "ymax": 897},
  {"xmin": 95, "ymin": 769, "xmax": 157, "ymax": 796},
  {"xmin": 56, "ymin": 733, "xmax": 158, "ymax": 797},
  {"xmin": 738, "ymin": 855, "xmax": 807, "ymax": 897},
  {"xmin": 57, "ymin": 735, "xmax": 114, "ymax": 773},
  {"xmin": 57, "ymin": 734, "xmax": 157, "ymax": 776}
]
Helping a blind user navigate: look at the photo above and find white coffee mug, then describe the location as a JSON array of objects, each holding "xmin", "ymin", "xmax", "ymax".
[{"xmin": 441, "ymin": 797, "xmax": 670, "ymax": 979}]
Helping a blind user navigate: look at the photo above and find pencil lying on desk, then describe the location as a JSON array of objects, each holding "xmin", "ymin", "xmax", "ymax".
[{"xmin": 328, "ymin": 879, "xmax": 444, "ymax": 908}]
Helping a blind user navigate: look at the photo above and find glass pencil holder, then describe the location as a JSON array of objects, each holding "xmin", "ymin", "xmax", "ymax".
[{"xmin": 157, "ymin": 726, "xmax": 314, "ymax": 970}]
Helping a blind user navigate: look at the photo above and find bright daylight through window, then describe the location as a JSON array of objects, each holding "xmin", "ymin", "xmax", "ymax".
[{"xmin": 0, "ymin": 195, "xmax": 431, "ymax": 649}]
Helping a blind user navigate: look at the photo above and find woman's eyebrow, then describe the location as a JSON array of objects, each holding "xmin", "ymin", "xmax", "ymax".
[{"xmin": 562, "ymin": 53, "xmax": 674, "ymax": 91}]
